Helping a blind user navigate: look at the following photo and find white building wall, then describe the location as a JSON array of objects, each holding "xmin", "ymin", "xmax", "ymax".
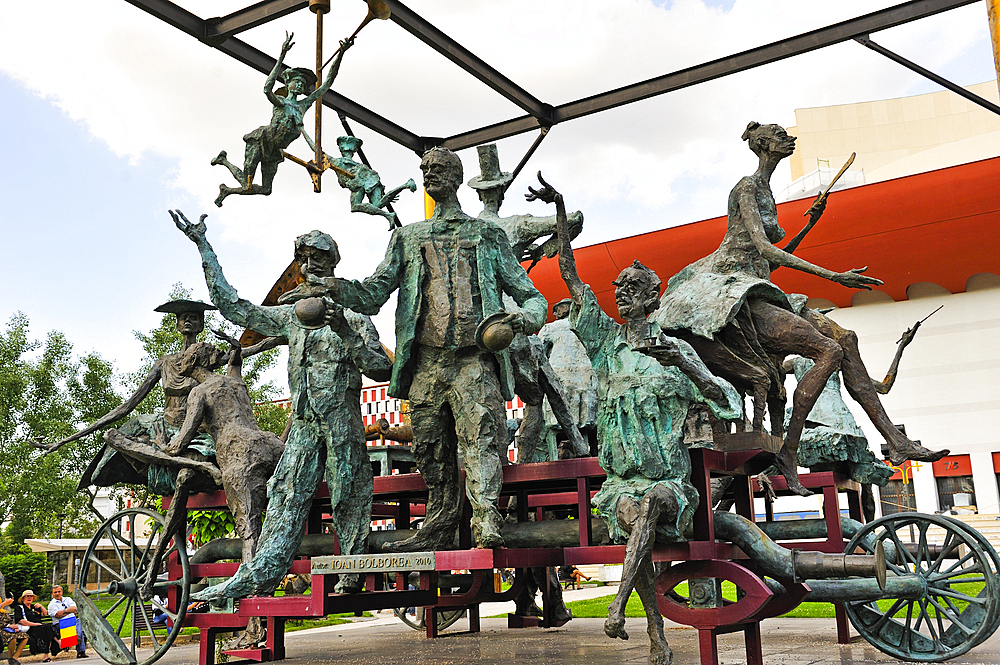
[{"xmin": 770, "ymin": 280, "xmax": 1000, "ymax": 518}]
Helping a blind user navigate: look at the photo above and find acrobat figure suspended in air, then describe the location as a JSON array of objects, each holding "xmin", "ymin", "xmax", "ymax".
[
  {"xmin": 211, "ymin": 32, "xmax": 353, "ymax": 207},
  {"xmin": 304, "ymin": 134, "xmax": 416, "ymax": 231}
]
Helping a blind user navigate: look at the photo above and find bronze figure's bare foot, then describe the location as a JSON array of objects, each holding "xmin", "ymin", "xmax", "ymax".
[
  {"xmin": 211, "ymin": 150, "xmax": 228, "ymax": 166},
  {"xmin": 774, "ymin": 447, "xmax": 812, "ymax": 497},
  {"xmin": 888, "ymin": 441, "xmax": 949, "ymax": 467},
  {"xmin": 650, "ymin": 642, "xmax": 673, "ymax": 665},
  {"xmin": 215, "ymin": 184, "xmax": 228, "ymax": 208},
  {"xmin": 605, "ymin": 616, "xmax": 629, "ymax": 640}
]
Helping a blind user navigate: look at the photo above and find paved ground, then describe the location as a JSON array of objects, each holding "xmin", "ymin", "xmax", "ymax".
[
  {"xmin": 145, "ymin": 615, "xmax": 1000, "ymax": 665},
  {"xmin": 29, "ymin": 587, "xmax": 1000, "ymax": 665},
  {"xmin": 144, "ymin": 585, "xmax": 1000, "ymax": 665}
]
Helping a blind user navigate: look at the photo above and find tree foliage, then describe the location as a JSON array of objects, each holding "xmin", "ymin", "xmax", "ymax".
[
  {"xmin": 0, "ymin": 283, "xmax": 286, "ymax": 545},
  {"xmin": 0, "ymin": 550, "xmax": 50, "ymax": 600},
  {"xmin": 0, "ymin": 313, "xmax": 120, "ymax": 540}
]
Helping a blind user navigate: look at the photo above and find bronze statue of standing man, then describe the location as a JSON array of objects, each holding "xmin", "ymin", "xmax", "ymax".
[{"xmin": 321, "ymin": 147, "xmax": 548, "ymax": 550}]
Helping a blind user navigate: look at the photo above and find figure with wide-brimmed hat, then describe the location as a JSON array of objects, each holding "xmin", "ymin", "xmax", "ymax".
[
  {"xmin": 312, "ymin": 134, "xmax": 415, "ymax": 231},
  {"xmin": 211, "ymin": 32, "xmax": 353, "ymax": 207}
]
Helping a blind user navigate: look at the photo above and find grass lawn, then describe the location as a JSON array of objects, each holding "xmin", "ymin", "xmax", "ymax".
[
  {"xmin": 560, "ymin": 583, "xmax": 839, "ymax": 619},
  {"xmin": 560, "ymin": 573, "xmax": 985, "ymax": 621}
]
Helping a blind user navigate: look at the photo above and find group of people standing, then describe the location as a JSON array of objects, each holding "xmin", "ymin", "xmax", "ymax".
[{"xmin": 0, "ymin": 586, "xmax": 87, "ymax": 664}]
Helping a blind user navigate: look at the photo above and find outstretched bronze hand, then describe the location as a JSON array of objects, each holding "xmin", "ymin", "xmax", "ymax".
[
  {"xmin": 281, "ymin": 31, "xmax": 295, "ymax": 56},
  {"xmin": 834, "ymin": 266, "xmax": 882, "ymax": 291},
  {"xmin": 212, "ymin": 328, "xmax": 241, "ymax": 350},
  {"xmin": 525, "ymin": 171, "xmax": 562, "ymax": 205},
  {"xmin": 170, "ymin": 210, "xmax": 208, "ymax": 244}
]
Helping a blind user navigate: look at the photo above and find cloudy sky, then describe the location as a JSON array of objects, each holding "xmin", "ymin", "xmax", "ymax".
[{"xmin": 0, "ymin": 0, "xmax": 994, "ymax": 393}]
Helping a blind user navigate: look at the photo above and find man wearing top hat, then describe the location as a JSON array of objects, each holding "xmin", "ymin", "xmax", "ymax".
[
  {"xmin": 469, "ymin": 144, "xmax": 590, "ymax": 462},
  {"xmin": 211, "ymin": 32, "xmax": 353, "ymax": 207},
  {"xmin": 469, "ymin": 143, "xmax": 584, "ymax": 267},
  {"xmin": 321, "ymin": 147, "xmax": 548, "ymax": 550}
]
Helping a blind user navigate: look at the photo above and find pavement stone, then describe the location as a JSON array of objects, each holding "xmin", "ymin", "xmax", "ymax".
[{"xmin": 145, "ymin": 615, "xmax": 1000, "ymax": 665}]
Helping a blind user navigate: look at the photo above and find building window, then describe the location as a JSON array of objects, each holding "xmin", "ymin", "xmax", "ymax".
[
  {"xmin": 932, "ymin": 454, "xmax": 976, "ymax": 513},
  {"xmin": 936, "ymin": 476, "xmax": 977, "ymax": 512},
  {"xmin": 879, "ymin": 479, "xmax": 917, "ymax": 515}
]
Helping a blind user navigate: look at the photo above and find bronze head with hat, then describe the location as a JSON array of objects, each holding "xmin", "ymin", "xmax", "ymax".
[
  {"xmin": 336, "ymin": 135, "xmax": 363, "ymax": 156},
  {"xmin": 280, "ymin": 67, "xmax": 318, "ymax": 96},
  {"xmin": 154, "ymin": 299, "xmax": 218, "ymax": 340},
  {"xmin": 467, "ymin": 144, "xmax": 514, "ymax": 192}
]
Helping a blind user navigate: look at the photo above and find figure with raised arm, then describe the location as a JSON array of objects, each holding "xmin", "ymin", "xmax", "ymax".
[
  {"xmin": 320, "ymin": 147, "xmax": 548, "ymax": 551},
  {"xmin": 172, "ymin": 212, "xmax": 391, "ymax": 601},
  {"xmin": 211, "ymin": 32, "xmax": 353, "ymax": 207},
  {"xmin": 469, "ymin": 144, "xmax": 589, "ymax": 461},
  {"xmin": 653, "ymin": 122, "xmax": 948, "ymax": 496},
  {"xmin": 528, "ymin": 173, "xmax": 742, "ymax": 665},
  {"xmin": 136, "ymin": 330, "xmax": 284, "ymax": 605}
]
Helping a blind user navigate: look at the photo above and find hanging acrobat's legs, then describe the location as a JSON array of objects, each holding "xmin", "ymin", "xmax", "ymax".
[
  {"xmin": 348, "ymin": 188, "xmax": 398, "ymax": 230},
  {"xmin": 213, "ymin": 143, "xmax": 271, "ymax": 207}
]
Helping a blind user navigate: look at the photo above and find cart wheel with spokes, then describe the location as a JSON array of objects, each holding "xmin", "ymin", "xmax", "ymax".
[
  {"xmin": 77, "ymin": 508, "xmax": 190, "ymax": 665},
  {"xmin": 380, "ymin": 573, "xmax": 465, "ymax": 632},
  {"xmin": 392, "ymin": 606, "xmax": 465, "ymax": 631},
  {"xmin": 844, "ymin": 512, "xmax": 1000, "ymax": 662}
]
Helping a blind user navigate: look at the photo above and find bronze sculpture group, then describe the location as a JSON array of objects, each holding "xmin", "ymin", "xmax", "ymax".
[{"xmin": 50, "ymin": 113, "xmax": 949, "ymax": 664}]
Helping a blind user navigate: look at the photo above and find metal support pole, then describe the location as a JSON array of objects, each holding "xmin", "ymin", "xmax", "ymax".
[
  {"xmin": 504, "ymin": 127, "xmax": 550, "ymax": 194},
  {"xmin": 989, "ymin": 0, "xmax": 1000, "ymax": 96},
  {"xmin": 856, "ymin": 34, "xmax": 1000, "ymax": 116},
  {"xmin": 310, "ymin": 0, "xmax": 330, "ymax": 193}
]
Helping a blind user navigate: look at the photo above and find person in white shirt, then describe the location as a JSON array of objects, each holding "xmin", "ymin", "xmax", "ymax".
[{"xmin": 46, "ymin": 586, "xmax": 86, "ymax": 658}]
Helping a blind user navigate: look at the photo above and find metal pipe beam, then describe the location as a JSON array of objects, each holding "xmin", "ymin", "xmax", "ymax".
[
  {"xmin": 125, "ymin": 0, "xmax": 982, "ymax": 153},
  {"xmin": 124, "ymin": 0, "xmax": 425, "ymax": 153},
  {"xmin": 205, "ymin": 0, "xmax": 307, "ymax": 42},
  {"xmin": 856, "ymin": 35, "xmax": 1000, "ymax": 117},
  {"xmin": 442, "ymin": 0, "xmax": 980, "ymax": 150},
  {"xmin": 383, "ymin": 0, "xmax": 554, "ymax": 124}
]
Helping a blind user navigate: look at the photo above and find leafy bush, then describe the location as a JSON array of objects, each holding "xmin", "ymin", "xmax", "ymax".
[
  {"xmin": 189, "ymin": 510, "xmax": 236, "ymax": 547},
  {"xmin": 0, "ymin": 551, "xmax": 50, "ymax": 599}
]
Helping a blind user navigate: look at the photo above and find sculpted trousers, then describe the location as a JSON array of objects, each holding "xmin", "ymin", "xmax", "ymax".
[
  {"xmin": 408, "ymin": 345, "xmax": 506, "ymax": 547},
  {"xmin": 226, "ymin": 394, "xmax": 373, "ymax": 593}
]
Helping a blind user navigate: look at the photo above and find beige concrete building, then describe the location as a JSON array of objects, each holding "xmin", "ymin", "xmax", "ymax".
[{"xmin": 782, "ymin": 80, "xmax": 1000, "ymax": 200}]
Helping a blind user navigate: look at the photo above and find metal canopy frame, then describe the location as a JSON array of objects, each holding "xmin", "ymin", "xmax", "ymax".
[{"xmin": 124, "ymin": 0, "xmax": 997, "ymax": 155}]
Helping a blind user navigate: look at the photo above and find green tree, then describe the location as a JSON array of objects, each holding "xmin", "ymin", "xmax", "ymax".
[{"xmin": 0, "ymin": 313, "xmax": 120, "ymax": 543}]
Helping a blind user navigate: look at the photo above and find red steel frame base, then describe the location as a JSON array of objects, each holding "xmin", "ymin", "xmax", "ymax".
[{"xmin": 171, "ymin": 449, "xmax": 862, "ymax": 665}]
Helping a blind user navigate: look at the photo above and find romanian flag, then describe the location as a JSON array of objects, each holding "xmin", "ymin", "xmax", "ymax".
[{"xmin": 58, "ymin": 616, "xmax": 78, "ymax": 649}]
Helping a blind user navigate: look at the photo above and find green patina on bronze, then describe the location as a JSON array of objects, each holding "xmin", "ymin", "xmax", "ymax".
[
  {"xmin": 172, "ymin": 212, "xmax": 391, "ymax": 602},
  {"xmin": 211, "ymin": 32, "xmax": 353, "ymax": 207},
  {"xmin": 325, "ymin": 147, "xmax": 548, "ymax": 551}
]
